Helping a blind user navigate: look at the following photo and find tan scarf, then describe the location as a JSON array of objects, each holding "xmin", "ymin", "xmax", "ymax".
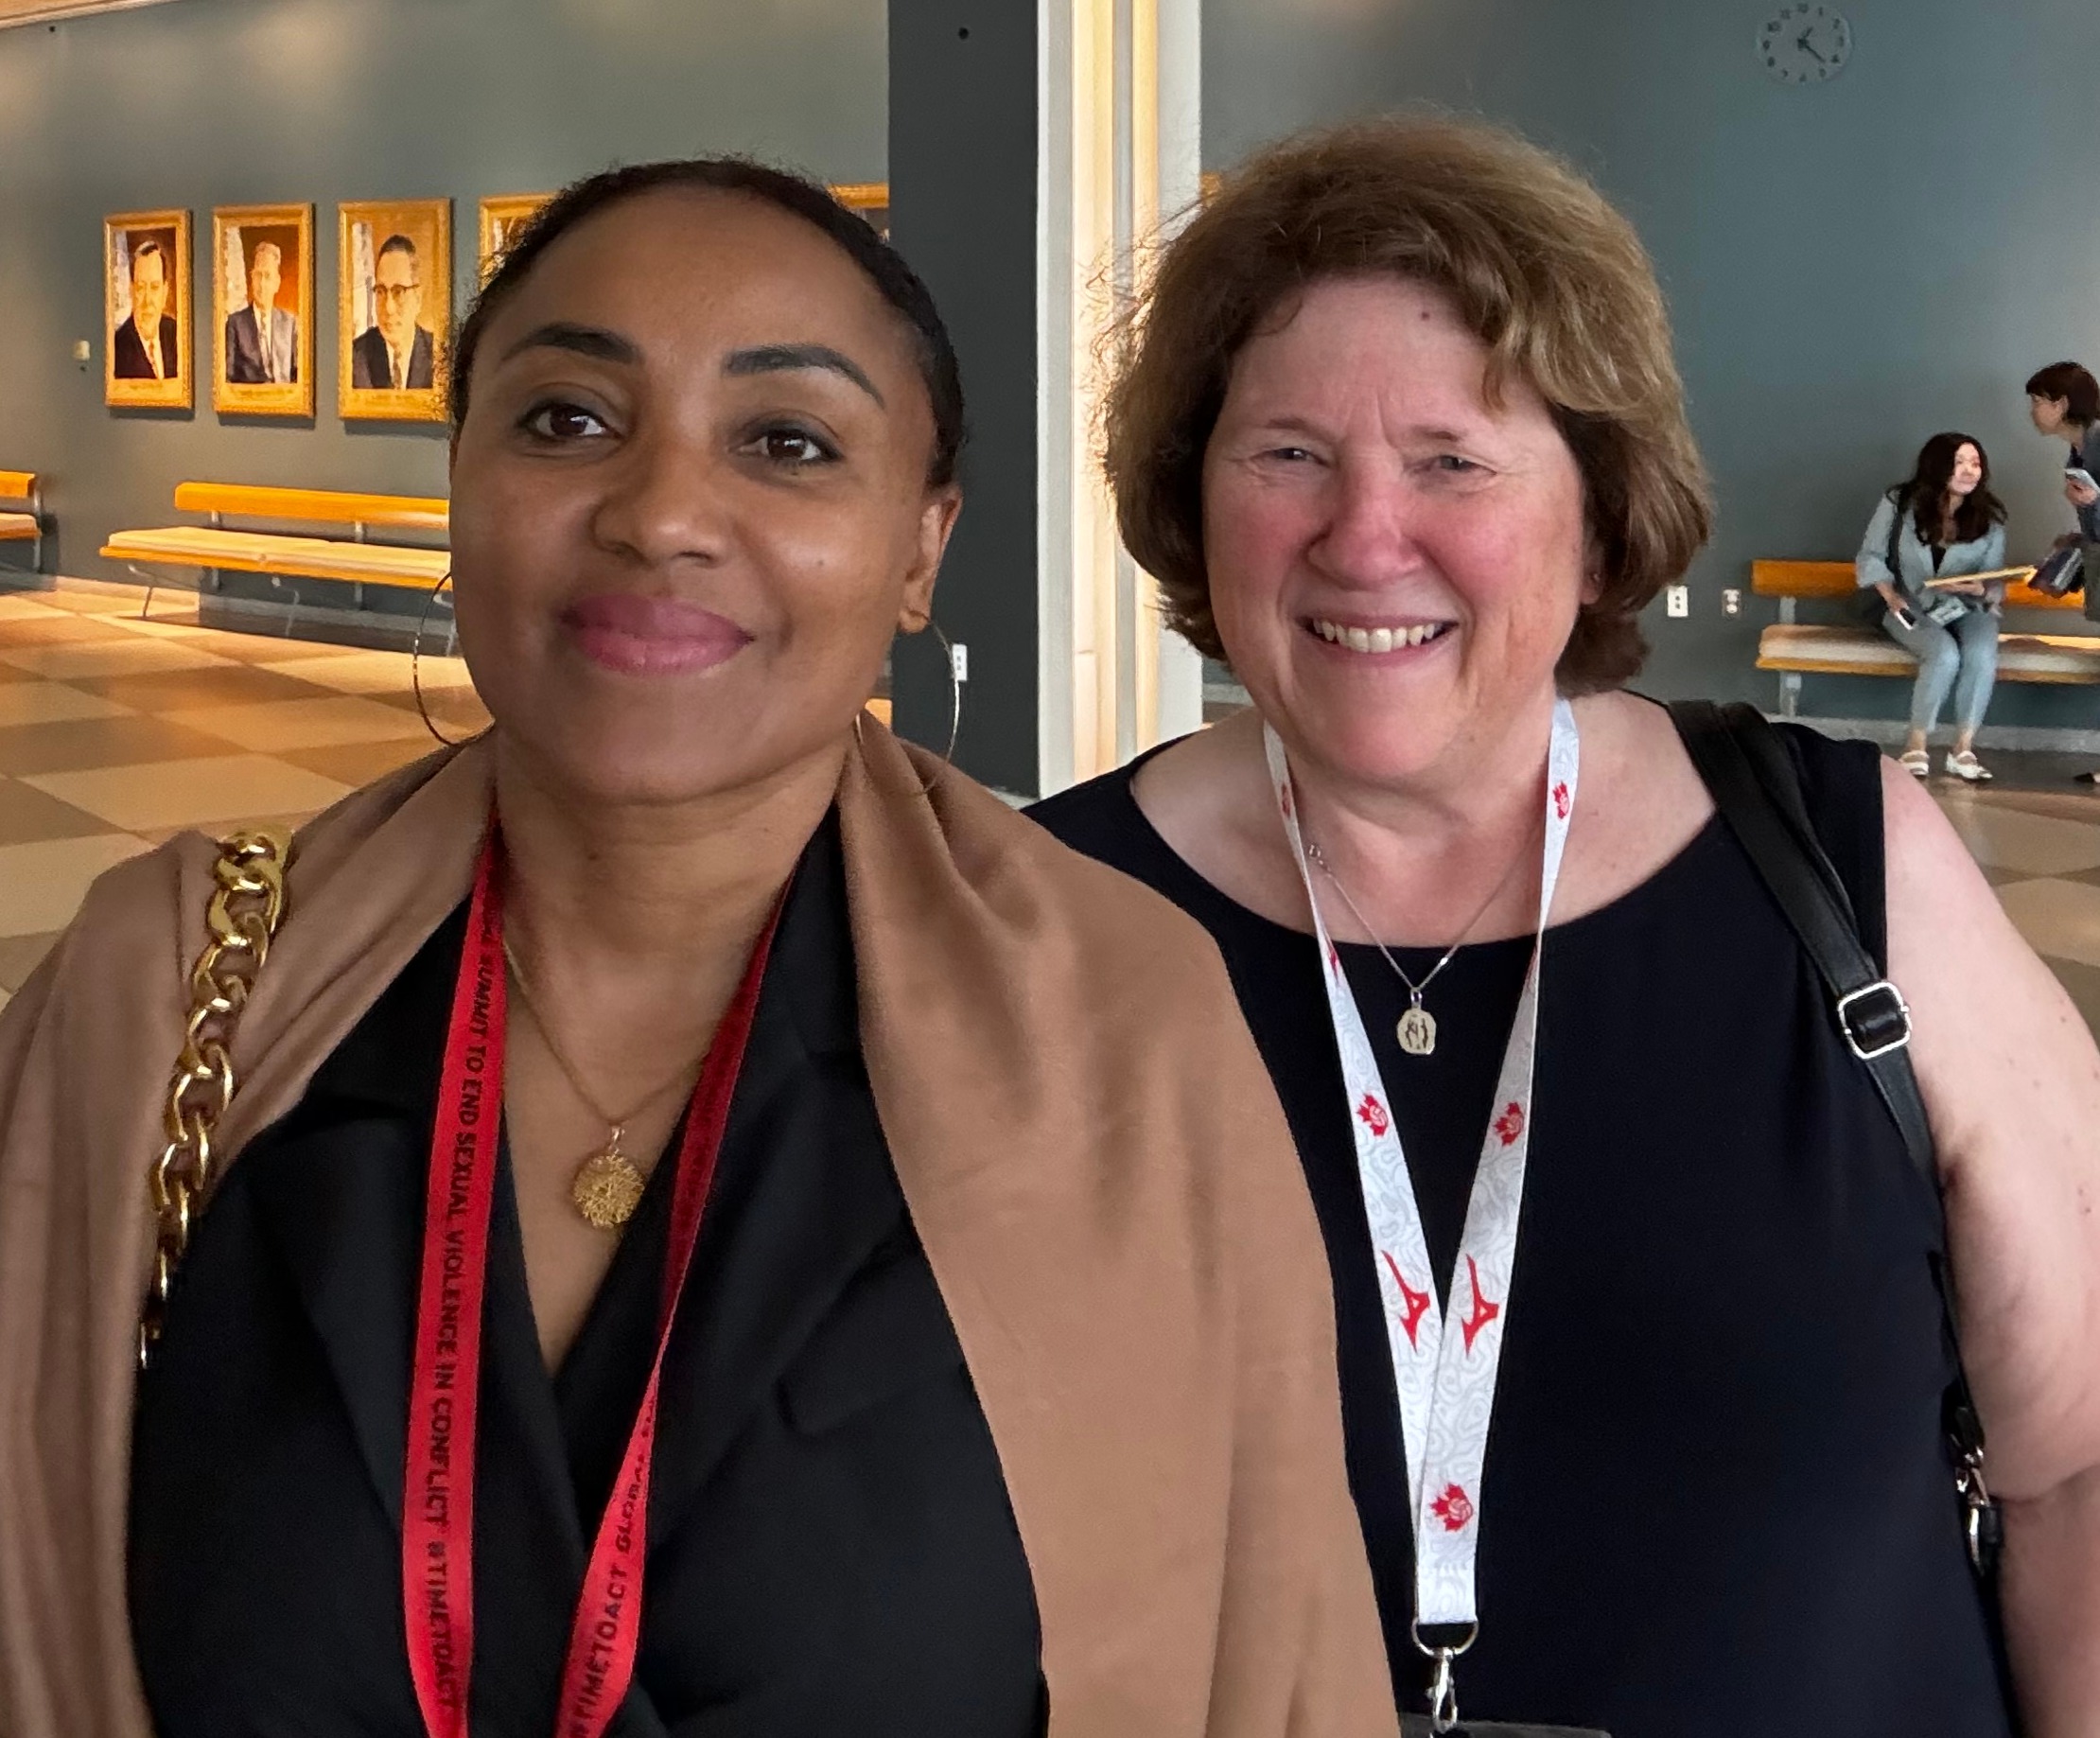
[{"xmin": 0, "ymin": 722, "xmax": 1395, "ymax": 1737}]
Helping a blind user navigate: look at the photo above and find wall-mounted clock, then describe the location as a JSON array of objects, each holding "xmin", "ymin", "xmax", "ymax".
[{"xmin": 1758, "ymin": 5, "xmax": 1852, "ymax": 84}]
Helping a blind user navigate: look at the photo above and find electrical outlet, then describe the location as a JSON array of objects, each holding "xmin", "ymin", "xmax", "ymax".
[
  {"xmin": 1722, "ymin": 588, "xmax": 1742, "ymax": 617},
  {"xmin": 1665, "ymin": 585, "xmax": 1689, "ymax": 619},
  {"xmin": 950, "ymin": 641, "xmax": 969, "ymax": 683}
]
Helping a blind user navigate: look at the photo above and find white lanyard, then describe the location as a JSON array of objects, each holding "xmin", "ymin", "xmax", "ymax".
[{"xmin": 1263, "ymin": 700, "xmax": 1578, "ymax": 1636}]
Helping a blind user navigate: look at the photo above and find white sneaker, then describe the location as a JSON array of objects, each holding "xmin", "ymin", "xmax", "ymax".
[{"xmin": 1946, "ymin": 750, "xmax": 1993, "ymax": 782}]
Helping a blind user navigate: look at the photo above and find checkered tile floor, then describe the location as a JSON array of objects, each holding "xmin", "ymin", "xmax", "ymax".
[
  {"xmin": 0, "ymin": 579, "xmax": 487, "ymax": 1013},
  {"xmin": 1932, "ymin": 759, "xmax": 2100, "ymax": 1035},
  {"xmin": 2, "ymin": 578, "xmax": 2097, "ymax": 1036}
]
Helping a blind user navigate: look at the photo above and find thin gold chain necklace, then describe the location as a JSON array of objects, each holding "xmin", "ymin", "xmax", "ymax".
[
  {"xmin": 1303, "ymin": 833, "xmax": 1531, "ymax": 1058},
  {"xmin": 501, "ymin": 938, "xmax": 693, "ymax": 1230}
]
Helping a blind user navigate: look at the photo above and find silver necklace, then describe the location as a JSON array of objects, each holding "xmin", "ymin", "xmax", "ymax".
[{"xmin": 1303, "ymin": 835, "xmax": 1531, "ymax": 1057}]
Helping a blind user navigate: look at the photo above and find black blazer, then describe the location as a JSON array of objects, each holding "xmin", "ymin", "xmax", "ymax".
[
  {"xmin": 351, "ymin": 323, "xmax": 434, "ymax": 391},
  {"xmin": 130, "ymin": 817, "xmax": 1046, "ymax": 1736},
  {"xmin": 112, "ymin": 314, "xmax": 178, "ymax": 380}
]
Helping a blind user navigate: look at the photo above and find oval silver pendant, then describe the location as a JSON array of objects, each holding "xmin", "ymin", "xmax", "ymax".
[{"xmin": 1396, "ymin": 1005, "xmax": 1438, "ymax": 1057}]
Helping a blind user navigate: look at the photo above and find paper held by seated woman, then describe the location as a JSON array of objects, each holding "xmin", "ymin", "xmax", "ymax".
[{"xmin": 0, "ymin": 719, "xmax": 1397, "ymax": 1738}]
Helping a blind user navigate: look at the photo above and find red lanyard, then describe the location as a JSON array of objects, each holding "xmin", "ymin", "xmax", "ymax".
[{"xmin": 403, "ymin": 833, "xmax": 780, "ymax": 1738}]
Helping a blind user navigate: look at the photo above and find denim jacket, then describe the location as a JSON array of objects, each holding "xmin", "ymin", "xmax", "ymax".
[{"xmin": 1855, "ymin": 490, "xmax": 2007, "ymax": 615}]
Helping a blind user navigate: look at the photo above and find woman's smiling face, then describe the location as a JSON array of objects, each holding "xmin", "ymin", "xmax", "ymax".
[
  {"xmin": 448, "ymin": 185, "xmax": 958, "ymax": 807},
  {"xmin": 1200, "ymin": 274, "xmax": 1592, "ymax": 791}
]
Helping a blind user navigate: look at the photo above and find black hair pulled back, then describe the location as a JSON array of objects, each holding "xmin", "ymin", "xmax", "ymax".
[{"xmin": 449, "ymin": 159, "xmax": 965, "ymax": 488}]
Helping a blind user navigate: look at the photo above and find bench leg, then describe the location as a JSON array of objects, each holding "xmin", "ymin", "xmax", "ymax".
[
  {"xmin": 1779, "ymin": 671, "xmax": 1802, "ymax": 718},
  {"xmin": 268, "ymin": 574, "xmax": 304, "ymax": 639},
  {"xmin": 124, "ymin": 563, "xmax": 163, "ymax": 620}
]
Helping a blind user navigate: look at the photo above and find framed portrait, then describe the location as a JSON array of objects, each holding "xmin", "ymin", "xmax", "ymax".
[
  {"xmin": 212, "ymin": 204, "xmax": 314, "ymax": 417},
  {"xmin": 479, "ymin": 193, "xmax": 552, "ymax": 284},
  {"xmin": 831, "ymin": 182, "xmax": 889, "ymax": 237},
  {"xmin": 104, "ymin": 209, "xmax": 192, "ymax": 410},
  {"xmin": 339, "ymin": 198, "xmax": 451, "ymax": 423}
]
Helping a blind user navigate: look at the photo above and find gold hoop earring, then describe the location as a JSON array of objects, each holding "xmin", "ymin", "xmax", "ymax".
[
  {"xmin": 855, "ymin": 618, "xmax": 964, "ymax": 797},
  {"xmin": 411, "ymin": 572, "xmax": 464, "ymax": 747},
  {"xmin": 923, "ymin": 617, "xmax": 963, "ymax": 769}
]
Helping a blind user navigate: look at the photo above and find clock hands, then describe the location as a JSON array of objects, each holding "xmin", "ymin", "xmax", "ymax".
[{"xmin": 1794, "ymin": 27, "xmax": 1829, "ymax": 63}]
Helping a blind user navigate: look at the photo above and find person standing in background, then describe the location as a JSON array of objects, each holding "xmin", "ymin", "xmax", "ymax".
[
  {"xmin": 1855, "ymin": 433, "xmax": 2007, "ymax": 782},
  {"xmin": 2024, "ymin": 362, "xmax": 2100, "ymax": 782}
]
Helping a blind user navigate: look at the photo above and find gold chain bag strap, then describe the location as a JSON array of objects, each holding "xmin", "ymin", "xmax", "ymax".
[{"xmin": 138, "ymin": 827, "xmax": 290, "ymax": 1368}]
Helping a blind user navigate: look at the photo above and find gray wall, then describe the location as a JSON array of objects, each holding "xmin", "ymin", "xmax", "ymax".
[
  {"xmin": 1204, "ymin": 0, "xmax": 2100, "ymax": 727},
  {"xmin": 0, "ymin": 0, "xmax": 886, "ymax": 592},
  {"xmin": 888, "ymin": 0, "xmax": 1041, "ymax": 792}
]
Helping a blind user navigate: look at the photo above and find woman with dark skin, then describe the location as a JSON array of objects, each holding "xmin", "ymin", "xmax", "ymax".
[{"xmin": 0, "ymin": 163, "xmax": 1392, "ymax": 1738}]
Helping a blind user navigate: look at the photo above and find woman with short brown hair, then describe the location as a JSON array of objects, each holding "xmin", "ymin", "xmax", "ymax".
[
  {"xmin": 1035, "ymin": 114, "xmax": 2100, "ymax": 1737},
  {"xmin": 1110, "ymin": 115, "xmax": 1711, "ymax": 694}
]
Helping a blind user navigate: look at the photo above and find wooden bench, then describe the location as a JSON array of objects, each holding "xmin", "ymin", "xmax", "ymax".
[
  {"xmin": 1753, "ymin": 559, "xmax": 2100, "ymax": 714},
  {"xmin": 103, "ymin": 483, "xmax": 450, "ymax": 636},
  {"xmin": 0, "ymin": 472, "xmax": 44, "ymax": 575}
]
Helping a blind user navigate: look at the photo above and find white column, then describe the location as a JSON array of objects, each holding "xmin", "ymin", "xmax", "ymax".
[
  {"xmin": 1151, "ymin": 0, "xmax": 1204, "ymax": 744},
  {"xmin": 1037, "ymin": 0, "xmax": 1203, "ymax": 796}
]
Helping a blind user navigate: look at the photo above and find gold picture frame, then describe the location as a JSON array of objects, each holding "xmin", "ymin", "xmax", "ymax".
[
  {"xmin": 104, "ymin": 208, "xmax": 192, "ymax": 410},
  {"xmin": 339, "ymin": 198, "xmax": 451, "ymax": 423},
  {"xmin": 479, "ymin": 193, "xmax": 552, "ymax": 284},
  {"xmin": 212, "ymin": 203, "xmax": 314, "ymax": 418}
]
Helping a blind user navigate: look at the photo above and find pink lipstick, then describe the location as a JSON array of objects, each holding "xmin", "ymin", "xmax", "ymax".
[{"xmin": 562, "ymin": 593, "xmax": 752, "ymax": 676}]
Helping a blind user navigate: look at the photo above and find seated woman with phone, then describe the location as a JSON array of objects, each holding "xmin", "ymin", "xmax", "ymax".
[{"xmin": 1856, "ymin": 431, "xmax": 2009, "ymax": 781}]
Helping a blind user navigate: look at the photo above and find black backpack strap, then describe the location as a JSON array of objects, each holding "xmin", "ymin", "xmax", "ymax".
[
  {"xmin": 1669, "ymin": 699, "xmax": 1931, "ymax": 1177},
  {"xmin": 1668, "ymin": 699, "xmax": 2000, "ymax": 1580}
]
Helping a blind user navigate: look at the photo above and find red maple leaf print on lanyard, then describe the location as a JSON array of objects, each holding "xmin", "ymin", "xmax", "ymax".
[
  {"xmin": 1356, "ymin": 1092, "xmax": 1391, "ymax": 1138},
  {"xmin": 1552, "ymin": 780, "xmax": 1571, "ymax": 820},
  {"xmin": 1493, "ymin": 1101, "xmax": 1525, "ymax": 1147},
  {"xmin": 1431, "ymin": 1483, "xmax": 1475, "ymax": 1533}
]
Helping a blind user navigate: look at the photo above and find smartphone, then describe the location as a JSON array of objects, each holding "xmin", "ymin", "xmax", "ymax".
[
  {"xmin": 1889, "ymin": 601, "xmax": 1918, "ymax": 630},
  {"xmin": 2067, "ymin": 467, "xmax": 2098, "ymax": 492}
]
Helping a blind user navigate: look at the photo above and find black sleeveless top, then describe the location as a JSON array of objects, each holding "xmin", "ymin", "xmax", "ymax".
[
  {"xmin": 130, "ymin": 814, "xmax": 1046, "ymax": 1737},
  {"xmin": 1029, "ymin": 722, "xmax": 2012, "ymax": 1737}
]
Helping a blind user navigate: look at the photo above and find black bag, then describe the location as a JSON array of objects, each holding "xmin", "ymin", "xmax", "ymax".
[
  {"xmin": 2029, "ymin": 542, "xmax": 2083, "ymax": 600},
  {"xmin": 1668, "ymin": 703, "xmax": 2006, "ymax": 1592}
]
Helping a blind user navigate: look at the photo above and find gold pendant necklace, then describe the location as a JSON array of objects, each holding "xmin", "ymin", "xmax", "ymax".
[
  {"xmin": 569, "ymin": 1133, "xmax": 648, "ymax": 1232},
  {"xmin": 501, "ymin": 938, "xmax": 687, "ymax": 1231}
]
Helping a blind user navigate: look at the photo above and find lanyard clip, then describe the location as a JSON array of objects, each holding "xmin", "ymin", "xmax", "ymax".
[
  {"xmin": 1426, "ymin": 1648, "xmax": 1461, "ymax": 1733},
  {"xmin": 1411, "ymin": 1621, "xmax": 1479, "ymax": 1736}
]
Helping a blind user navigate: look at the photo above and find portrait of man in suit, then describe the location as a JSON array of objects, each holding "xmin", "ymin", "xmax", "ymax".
[
  {"xmin": 225, "ymin": 241, "xmax": 298, "ymax": 385},
  {"xmin": 113, "ymin": 239, "xmax": 179, "ymax": 380},
  {"xmin": 351, "ymin": 234, "xmax": 434, "ymax": 392}
]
